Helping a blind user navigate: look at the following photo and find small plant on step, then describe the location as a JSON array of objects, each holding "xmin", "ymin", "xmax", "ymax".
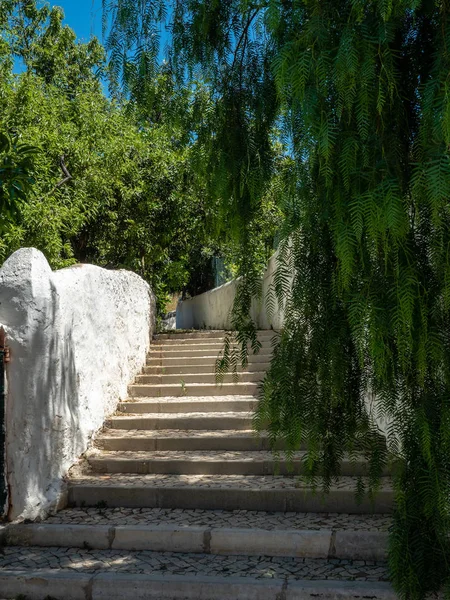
[{"xmin": 95, "ymin": 500, "xmax": 108, "ymax": 515}]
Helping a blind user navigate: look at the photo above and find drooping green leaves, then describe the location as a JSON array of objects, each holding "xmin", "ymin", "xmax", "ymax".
[{"xmin": 102, "ymin": 1, "xmax": 450, "ymax": 597}]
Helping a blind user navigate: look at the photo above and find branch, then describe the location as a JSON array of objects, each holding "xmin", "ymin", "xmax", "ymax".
[
  {"xmin": 37, "ymin": 155, "xmax": 72, "ymax": 202},
  {"xmin": 231, "ymin": 9, "xmax": 260, "ymax": 72},
  {"xmin": 57, "ymin": 155, "xmax": 72, "ymax": 186}
]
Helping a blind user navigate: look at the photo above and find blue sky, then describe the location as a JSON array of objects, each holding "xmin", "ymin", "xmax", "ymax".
[
  {"xmin": 13, "ymin": 1, "xmax": 170, "ymax": 74},
  {"xmin": 51, "ymin": 0, "xmax": 103, "ymax": 42},
  {"xmin": 49, "ymin": 1, "xmax": 171, "ymax": 57},
  {"xmin": 13, "ymin": 1, "xmax": 104, "ymax": 73}
]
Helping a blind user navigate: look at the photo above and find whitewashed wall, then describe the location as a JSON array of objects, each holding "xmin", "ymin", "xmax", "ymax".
[
  {"xmin": 177, "ymin": 251, "xmax": 285, "ymax": 331},
  {"xmin": 0, "ymin": 248, "xmax": 155, "ymax": 521},
  {"xmin": 176, "ymin": 251, "xmax": 389, "ymax": 439}
]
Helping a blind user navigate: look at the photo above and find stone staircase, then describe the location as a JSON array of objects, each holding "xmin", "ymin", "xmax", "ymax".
[{"xmin": 0, "ymin": 330, "xmax": 396, "ymax": 599}]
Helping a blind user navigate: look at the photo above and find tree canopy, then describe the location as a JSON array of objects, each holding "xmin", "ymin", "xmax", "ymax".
[
  {"xmin": 0, "ymin": 0, "xmax": 225, "ymax": 312},
  {"xmin": 2, "ymin": 0, "xmax": 450, "ymax": 595},
  {"xmin": 102, "ymin": 1, "xmax": 450, "ymax": 597}
]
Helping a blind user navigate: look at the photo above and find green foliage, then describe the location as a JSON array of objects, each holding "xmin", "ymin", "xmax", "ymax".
[
  {"xmin": 103, "ymin": 0, "xmax": 450, "ymax": 597},
  {"xmin": 2, "ymin": 0, "xmax": 105, "ymax": 93},
  {"xmin": 0, "ymin": 130, "xmax": 38, "ymax": 227},
  {"xmin": 0, "ymin": 0, "xmax": 214, "ymax": 313},
  {"xmin": 103, "ymin": 0, "xmax": 281, "ymax": 276}
]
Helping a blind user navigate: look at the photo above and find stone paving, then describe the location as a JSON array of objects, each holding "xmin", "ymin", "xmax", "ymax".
[
  {"xmin": 109, "ymin": 411, "xmax": 254, "ymax": 420},
  {"xmin": 149, "ymin": 343, "xmax": 273, "ymax": 351},
  {"xmin": 121, "ymin": 394, "xmax": 257, "ymax": 404},
  {"xmin": 0, "ymin": 547, "xmax": 389, "ymax": 582},
  {"xmin": 120, "ymin": 395, "xmax": 258, "ymax": 404},
  {"xmin": 96, "ymin": 428, "xmax": 267, "ymax": 439},
  {"xmin": 88, "ymin": 450, "xmax": 310, "ymax": 461},
  {"xmin": 44, "ymin": 507, "xmax": 391, "ymax": 531},
  {"xmin": 68, "ymin": 471, "xmax": 393, "ymax": 491}
]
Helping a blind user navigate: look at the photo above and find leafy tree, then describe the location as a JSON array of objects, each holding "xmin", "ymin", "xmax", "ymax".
[
  {"xmin": 2, "ymin": 0, "xmax": 105, "ymax": 93},
  {"xmin": 0, "ymin": 131, "xmax": 37, "ymax": 229},
  {"xmin": 0, "ymin": 0, "xmax": 214, "ymax": 313},
  {"xmin": 103, "ymin": 1, "xmax": 450, "ymax": 597}
]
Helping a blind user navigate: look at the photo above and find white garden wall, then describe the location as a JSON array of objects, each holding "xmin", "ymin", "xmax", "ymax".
[
  {"xmin": 177, "ymin": 251, "xmax": 285, "ymax": 330},
  {"xmin": 0, "ymin": 248, "xmax": 155, "ymax": 521},
  {"xmin": 176, "ymin": 251, "xmax": 389, "ymax": 439}
]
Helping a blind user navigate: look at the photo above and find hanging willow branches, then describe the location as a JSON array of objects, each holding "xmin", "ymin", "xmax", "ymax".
[{"xmin": 103, "ymin": 1, "xmax": 450, "ymax": 597}]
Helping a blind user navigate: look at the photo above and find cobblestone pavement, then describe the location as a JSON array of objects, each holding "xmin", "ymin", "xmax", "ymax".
[
  {"xmin": 68, "ymin": 471, "xmax": 393, "ymax": 491},
  {"xmin": 148, "ymin": 345, "xmax": 272, "ymax": 352},
  {"xmin": 88, "ymin": 450, "xmax": 315, "ymax": 461},
  {"xmin": 0, "ymin": 547, "xmax": 389, "ymax": 582},
  {"xmin": 110, "ymin": 411, "xmax": 254, "ymax": 419},
  {"xmin": 96, "ymin": 428, "xmax": 268, "ymax": 439},
  {"xmin": 120, "ymin": 395, "xmax": 258, "ymax": 404},
  {"xmin": 44, "ymin": 507, "xmax": 391, "ymax": 531}
]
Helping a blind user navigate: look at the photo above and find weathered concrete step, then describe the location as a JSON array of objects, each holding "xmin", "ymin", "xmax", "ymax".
[
  {"xmin": 147, "ymin": 354, "xmax": 271, "ymax": 366},
  {"xmin": 155, "ymin": 330, "xmax": 275, "ymax": 340},
  {"xmin": 0, "ymin": 564, "xmax": 394, "ymax": 600},
  {"xmin": 85, "ymin": 450, "xmax": 386, "ymax": 477},
  {"xmin": 67, "ymin": 473, "xmax": 394, "ymax": 513},
  {"xmin": 1, "ymin": 520, "xmax": 388, "ymax": 560},
  {"xmin": 129, "ymin": 382, "xmax": 259, "ymax": 397},
  {"xmin": 95, "ymin": 429, "xmax": 274, "ymax": 451},
  {"xmin": 135, "ymin": 371, "xmax": 265, "ymax": 385},
  {"xmin": 154, "ymin": 330, "xmax": 232, "ymax": 339},
  {"xmin": 150, "ymin": 341, "xmax": 273, "ymax": 352},
  {"xmin": 30, "ymin": 505, "xmax": 393, "ymax": 529},
  {"xmin": 155, "ymin": 335, "xmax": 278, "ymax": 346},
  {"xmin": 118, "ymin": 397, "xmax": 257, "ymax": 414},
  {"xmin": 106, "ymin": 412, "xmax": 253, "ymax": 430},
  {"xmin": 154, "ymin": 337, "xmax": 230, "ymax": 346},
  {"xmin": 148, "ymin": 347, "xmax": 272, "ymax": 358},
  {"xmin": 26, "ymin": 506, "xmax": 392, "ymax": 552},
  {"xmin": 143, "ymin": 363, "xmax": 271, "ymax": 375}
]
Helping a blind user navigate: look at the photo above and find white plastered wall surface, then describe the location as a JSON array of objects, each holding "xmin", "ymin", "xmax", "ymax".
[
  {"xmin": 0, "ymin": 248, "xmax": 155, "ymax": 521},
  {"xmin": 176, "ymin": 247, "xmax": 389, "ymax": 439},
  {"xmin": 176, "ymin": 250, "xmax": 287, "ymax": 331}
]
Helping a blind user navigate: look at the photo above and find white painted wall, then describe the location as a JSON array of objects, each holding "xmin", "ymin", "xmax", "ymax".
[
  {"xmin": 176, "ymin": 251, "xmax": 389, "ymax": 439},
  {"xmin": 0, "ymin": 248, "xmax": 155, "ymax": 521},
  {"xmin": 177, "ymin": 251, "xmax": 285, "ymax": 331}
]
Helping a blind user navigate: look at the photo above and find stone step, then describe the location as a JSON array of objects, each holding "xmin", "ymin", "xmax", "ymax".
[
  {"xmin": 67, "ymin": 473, "xmax": 394, "ymax": 514},
  {"xmin": 135, "ymin": 371, "xmax": 265, "ymax": 385},
  {"xmin": 143, "ymin": 363, "xmax": 271, "ymax": 375},
  {"xmin": 128, "ymin": 382, "xmax": 259, "ymax": 397},
  {"xmin": 11, "ymin": 506, "xmax": 390, "ymax": 560},
  {"xmin": 95, "ymin": 429, "xmax": 274, "ymax": 451},
  {"xmin": 35, "ymin": 504, "xmax": 392, "ymax": 528},
  {"xmin": 117, "ymin": 397, "xmax": 257, "ymax": 414},
  {"xmin": 106, "ymin": 412, "xmax": 253, "ymax": 430},
  {"xmin": 147, "ymin": 354, "xmax": 271, "ymax": 366},
  {"xmin": 85, "ymin": 450, "xmax": 387, "ymax": 477},
  {"xmin": 0, "ymin": 523, "xmax": 388, "ymax": 561},
  {"xmin": 150, "ymin": 340, "xmax": 273, "ymax": 351},
  {"xmin": 148, "ymin": 347, "xmax": 272, "ymax": 358},
  {"xmin": 155, "ymin": 334, "xmax": 278, "ymax": 346},
  {"xmin": 0, "ymin": 551, "xmax": 394, "ymax": 599},
  {"xmin": 1, "ymin": 508, "xmax": 389, "ymax": 560},
  {"xmin": 154, "ymin": 330, "xmax": 275, "ymax": 340}
]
